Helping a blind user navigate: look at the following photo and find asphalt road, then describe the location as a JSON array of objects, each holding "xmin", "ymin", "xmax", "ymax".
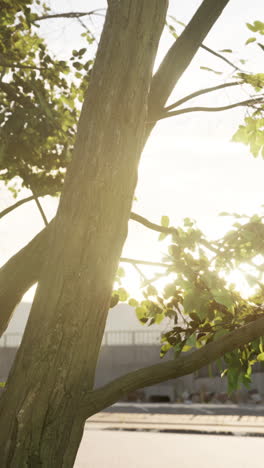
[
  {"xmin": 75, "ymin": 430, "xmax": 264, "ymax": 468},
  {"xmin": 104, "ymin": 402, "xmax": 264, "ymax": 416}
]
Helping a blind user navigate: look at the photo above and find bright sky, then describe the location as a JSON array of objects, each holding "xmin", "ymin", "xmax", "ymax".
[{"xmin": 0, "ymin": 0, "xmax": 263, "ymax": 301}]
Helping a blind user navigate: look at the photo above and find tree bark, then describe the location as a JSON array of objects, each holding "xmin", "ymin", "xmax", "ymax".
[
  {"xmin": 0, "ymin": 2, "xmax": 168, "ymax": 466},
  {"xmin": 0, "ymin": 222, "xmax": 51, "ymax": 336},
  {"xmin": 0, "ymin": 0, "xmax": 231, "ymax": 334}
]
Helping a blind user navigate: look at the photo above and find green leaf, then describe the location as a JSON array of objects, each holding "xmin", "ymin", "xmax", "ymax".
[
  {"xmin": 200, "ymin": 66, "xmax": 222, "ymax": 75},
  {"xmin": 155, "ymin": 312, "xmax": 165, "ymax": 324},
  {"xmin": 158, "ymin": 232, "xmax": 167, "ymax": 241},
  {"xmin": 146, "ymin": 285, "xmax": 157, "ymax": 296},
  {"xmin": 245, "ymin": 37, "xmax": 257, "ymax": 45},
  {"xmin": 163, "ymin": 283, "xmax": 176, "ymax": 299},
  {"xmin": 183, "ymin": 217, "xmax": 194, "ymax": 227},
  {"xmin": 257, "ymin": 352, "xmax": 264, "ymax": 361},
  {"xmin": 185, "ymin": 334, "xmax": 196, "ymax": 348},
  {"xmin": 136, "ymin": 306, "xmax": 147, "ymax": 321},
  {"xmin": 128, "ymin": 298, "xmax": 138, "ymax": 307},
  {"xmin": 117, "ymin": 287, "xmax": 129, "ymax": 302},
  {"xmin": 219, "ymin": 211, "xmax": 229, "ymax": 216},
  {"xmin": 160, "ymin": 342, "xmax": 172, "ymax": 358},
  {"xmin": 110, "ymin": 293, "xmax": 119, "ymax": 308},
  {"xmin": 117, "ymin": 267, "xmax": 125, "ymax": 278},
  {"xmin": 211, "ymin": 290, "xmax": 233, "ymax": 308},
  {"xmin": 161, "ymin": 215, "xmax": 169, "ymax": 227},
  {"xmin": 219, "ymin": 48, "xmax": 232, "ymax": 53}
]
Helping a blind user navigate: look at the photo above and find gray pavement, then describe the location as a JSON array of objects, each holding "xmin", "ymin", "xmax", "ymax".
[
  {"xmin": 104, "ymin": 402, "xmax": 264, "ymax": 416},
  {"xmin": 75, "ymin": 430, "xmax": 264, "ymax": 468},
  {"xmin": 86, "ymin": 403, "xmax": 264, "ymax": 435}
]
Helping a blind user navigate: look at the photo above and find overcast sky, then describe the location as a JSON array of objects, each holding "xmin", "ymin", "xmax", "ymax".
[{"xmin": 1, "ymin": 0, "xmax": 263, "ymax": 301}]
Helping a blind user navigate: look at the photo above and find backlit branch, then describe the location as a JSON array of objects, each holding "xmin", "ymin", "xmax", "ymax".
[
  {"xmin": 120, "ymin": 257, "xmax": 168, "ymax": 268},
  {"xmin": 30, "ymin": 189, "xmax": 49, "ymax": 227},
  {"xmin": 86, "ymin": 315, "xmax": 264, "ymax": 415},
  {"xmin": 0, "ymin": 196, "xmax": 34, "ymax": 220},
  {"xmin": 33, "ymin": 9, "xmax": 105, "ymax": 22},
  {"xmin": 164, "ymin": 82, "xmax": 241, "ymax": 113},
  {"xmin": 130, "ymin": 211, "xmax": 177, "ymax": 235},
  {"xmin": 148, "ymin": 0, "xmax": 231, "ymax": 119},
  {"xmin": 201, "ymin": 44, "xmax": 240, "ymax": 71},
  {"xmin": 130, "ymin": 211, "xmax": 218, "ymax": 253},
  {"xmin": 159, "ymin": 97, "xmax": 264, "ymax": 120}
]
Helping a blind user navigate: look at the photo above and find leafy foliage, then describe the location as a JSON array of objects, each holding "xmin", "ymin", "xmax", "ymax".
[
  {"xmin": 0, "ymin": 0, "xmax": 94, "ymax": 196},
  {"xmin": 232, "ymin": 72, "xmax": 264, "ymax": 158},
  {"xmin": 2, "ymin": 3, "xmax": 264, "ymax": 395},
  {"xmin": 116, "ymin": 213, "xmax": 264, "ymax": 392}
]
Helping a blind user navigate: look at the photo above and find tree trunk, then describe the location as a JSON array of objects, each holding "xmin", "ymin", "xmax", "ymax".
[
  {"xmin": 0, "ymin": 222, "xmax": 51, "ymax": 336},
  {"xmin": 0, "ymin": 0, "xmax": 231, "ymax": 335},
  {"xmin": 0, "ymin": 2, "xmax": 168, "ymax": 466}
]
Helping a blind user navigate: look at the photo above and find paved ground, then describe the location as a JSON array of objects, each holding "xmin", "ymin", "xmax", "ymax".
[
  {"xmin": 104, "ymin": 402, "xmax": 264, "ymax": 416},
  {"xmin": 86, "ymin": 403, "xmax": 264, "ymax": 435},
  {"xmin": 75, "ymin": 430, "xmax": 264, "ymax": 468}
]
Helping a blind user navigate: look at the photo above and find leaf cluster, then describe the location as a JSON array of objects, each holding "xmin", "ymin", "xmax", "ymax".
[
  {"xmin": 0, "ymin": 0, "xmax": 94, "ymax": 197},
  {"xmin": 120, "ymin": 213, "xmax": 264, "ymax": 392}
]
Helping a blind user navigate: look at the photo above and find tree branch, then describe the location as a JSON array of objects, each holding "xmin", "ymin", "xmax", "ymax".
[
  {"xmin": 86, "ymin": 315, "xmax": 264, "ymax": 415},
  {"xmin": 0, "ymin": 222, "xmax": 53, "ymax": 337},
  {"xmin": 120, "ymin": 257, "xmax": 168, "ymax": 268},
  {"xmin": 164, "ymin": 82, "xmax": 240, "ymax": 113},
  {"xmin": 0, "ymin": 196, "xmax": 34, "ymax": 220},
  {"xmin": 0, "ymin": 207, "xmax": 220, "ymax": 339},
  {"xmin": 33, "ymin": 9, "xmax": 105, "ymax": 22},
  {"xmin": 130, "ymin": 211, "xmax": 218, "ymax": 253},
  {"xmin": 201, "ymin": 44, "xmax": 240, "ymax": 71},
  {"xmin": 148, "ymin": 0, "xmax": 231, "ymax": 119},
  {"xmin": 0, "ymin": 0, "xmax": 236, "ymax": 337},
  {"xmin": 130, "ymin": 211, "xmax": 177, "ymax": 235},
  {"xmin": 159, "ymin": 98, "xmax": 264, "ymax": 120},
  {"xmin": 30, "ymin": 189, "xmax": 49, "ymax": 227},
  {"xmin": 0, "ymin": 212, "xmax": 171, "ymax": 336},
  {"xmin": 0, "ymin": 62, "xmax": 45, "ymax": 70}
]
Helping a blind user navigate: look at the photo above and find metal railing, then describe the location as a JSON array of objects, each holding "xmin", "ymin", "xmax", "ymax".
[
  {"xmin": 0, "ymin": 330, "xmax": 162, "ymax": 348},
  {"xmin": 102, "ymin": 330, "xmax": 161, "ymax": 346}
]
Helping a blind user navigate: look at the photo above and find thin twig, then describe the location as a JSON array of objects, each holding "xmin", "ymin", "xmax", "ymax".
[
  {"xmin": 130, "ymin": 211, "xmax": 218, "ymax": 253},
  {"xmin": 131, "ymin": 263, "xmax": 149, "ymax": 283},
  {"xmin": 0, "ymin": 196, "xmax": 34, "ymax": 219},
  {"xmin": 201, "ymin": 44, "xmax": 240, "ymax": 71},
  {"xmin": 167, "ymin": 15, "xmax": 241, "ymax": 72},
  {"xmin": 30, "ymin": 188, "xmax": 49, "ymax": 227},
  {"xmin": 159, "ymin": 98, "xmax": 263, "ymax": 120},
  {"xmin": 130, "ymin": 211, "xmax": 177, "ymax": 235},
  {"xmin": 120, "ymin": 258, "xmax": 169, "ymax": 268},
  {"xmin": 33, "ymin": 9, "xmax": 105, "ymax": 22},
  {"xmin": 164, "ymin": 82, "xmax": 241, "ymax": 112}
]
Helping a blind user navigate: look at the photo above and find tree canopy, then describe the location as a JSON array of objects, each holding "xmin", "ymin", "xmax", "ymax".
[
  {"xmin": 0, "ymin": 1, "xmax": 264, "ymax": 464},
  {"xmin": 0, "ymin": 0, "xmax": 94, "ymax": 197},
  {"xmin": 1, "ymin": 1, "xmax": 264, "ymax": 394}
]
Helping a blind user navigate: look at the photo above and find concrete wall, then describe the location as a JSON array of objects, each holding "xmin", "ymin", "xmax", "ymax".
[
  {"xmin": 95, "ymin": 345, "xmax": 199, "ymax": 400},
  {"xmin": 2, "ymin": 344, "xmax": 264, "ymax": 401}
]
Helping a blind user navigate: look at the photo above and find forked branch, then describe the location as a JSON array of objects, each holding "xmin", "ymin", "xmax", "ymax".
[
  {"xmin": 159, "ymin": 97, "xmax": 264, "ymax": 120},
  {"xmin": 148, "ymin": 0, "xmax": 231, "ymax": 119},
  {"xmin": 86, "ymin": 315, "xmax": 264, "ymax": 415},
  {"xmin": 164, "ymin": 82, "xmax": 241, "ymax": 113}
]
